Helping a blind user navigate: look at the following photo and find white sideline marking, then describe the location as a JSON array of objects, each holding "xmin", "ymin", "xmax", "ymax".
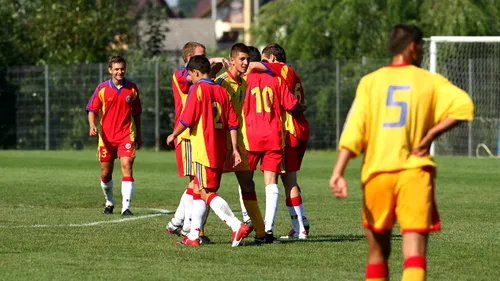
[{"xmin": 0, "ymin": 208, "xmax": 172, "ymax": 229}]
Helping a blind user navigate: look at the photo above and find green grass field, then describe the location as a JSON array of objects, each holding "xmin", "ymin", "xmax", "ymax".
[{"xmin": 0, "ymin": 150, "xmax": 498, "ymax": 280}]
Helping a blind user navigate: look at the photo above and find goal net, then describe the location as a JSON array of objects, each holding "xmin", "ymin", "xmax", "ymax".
[{"xmin": 423, "ymin": 37, "xmax": 500, "ymax": 157}]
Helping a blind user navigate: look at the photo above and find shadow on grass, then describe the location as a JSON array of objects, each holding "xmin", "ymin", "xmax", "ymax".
[{"xmin": 274, "ymin": 233, "xmax": 403, "ymax": 244}]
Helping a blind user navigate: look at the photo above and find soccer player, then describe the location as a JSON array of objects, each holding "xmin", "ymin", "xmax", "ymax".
[
  {"xmin": 166, "ymin": 55, "xmax": 251, "ymax": 247},
  {"xmin": 87, "ymin": 55, "xmax": 142, "ymax": 216},
  {"xmin": 248, "ymin": 43, "xmax": 310, "ymax": 239},
  {"xmin": 241, "ymin": 45, "xmax": 306, "ymax": 242},
  {"xmin": 329, "ymin": 24, "xmax": 474, "ymax": 281},
  {"xmin": 166, "ymin": 42, "xmax": 229, "ymax": 244}
]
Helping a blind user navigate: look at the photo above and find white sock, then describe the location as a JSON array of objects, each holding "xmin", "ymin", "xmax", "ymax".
[
  {"xmin": 293, "ymin": 204, "xmax": 305, "ymax": 233},
  {"xmin": 298, "ymin": 189, "xmax": 309, "ymax": 225},
  {"xmin": 264, "ymin": 184, "xmax": 279, "ymax": 232},
  {"xmin": 101, "ymin": 179, "xmax": 114, "ymax": 206},
  {"xmin": 187, "ymin": 197, "xmax": 207, "ymax": 241},
  {"xmin": 208, "ymin": 194, "xmax": 241, "ymax": 232},
  {"xmin": 121, "ymin": 178, "xmax": 134, "ymax": 213},
  {"xmin": 182, "ymin": 190, "xmax": 194, "ymax": 233},
  {"xmin": 172, "ymin": 189, "xmax": 189, "ymax": 225},
  {"xmin": 238, "ymin": 185, "xmax": 251, "ymax": 222},
  {"xmin": 287, "ymin": 206, "xmax": 299, "ymax": 232}
]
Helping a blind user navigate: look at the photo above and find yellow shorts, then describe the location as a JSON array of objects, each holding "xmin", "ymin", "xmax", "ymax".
[
  {"xmin": 223, "ymin": 145, "xmax": 250, "ymax": 173},
  {"xmin": 362, "ymin": 166, "xmax": 441, "ymax": 234}
]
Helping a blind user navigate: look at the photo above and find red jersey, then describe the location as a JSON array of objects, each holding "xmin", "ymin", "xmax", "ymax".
[
  {"xmin": 172, "ymin": 67, "xmax": 191, "ymax": 143},
  {"xmin": 263, "ymin": 62, "xmax": 309, "ymax": 140},
  {"xmin": 242, "ymin": 73, "xmax": 298, "ymax": 151},
  {"xmin": 179, "ymin": 78, "xmax": 239, "ymax": 168},
  {"xmin": 86, "ymin": 79, "xmax": 142, "ymax": 143}
]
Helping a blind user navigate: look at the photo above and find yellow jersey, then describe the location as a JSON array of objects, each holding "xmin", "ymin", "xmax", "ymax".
[
  {"xmin": 339, "ymin": 64, "xmax": 474, "ymax": 183},
  {"xmin": 215, "ymin": 70, "xmax": 247, "ymax": 148}
]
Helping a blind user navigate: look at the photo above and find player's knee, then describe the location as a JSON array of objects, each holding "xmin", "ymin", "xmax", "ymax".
[{"xmin": 100, "ymin": 172, "xmax": 112, "ymax": 182}]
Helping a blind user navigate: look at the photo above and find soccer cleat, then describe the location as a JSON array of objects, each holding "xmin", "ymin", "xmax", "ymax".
[
  {"xmin": 199, "ymin": 235, "xmax": 215, "ymax": 244},
  {"xmin": 298, "ymin": 230, "xmax": 308, "ymax": 240},
  {"xmin": 231, "ymin": 223, "xmax": 252, "ymax": 247},
  {"xmin": 174, "ymin": 236, "xmax": 200, "ymax": 247},
  {"xmin": 121, "ymin": 209, "xmax": 133, "ymax": 216},
  {"xmin": 103, "ymin": 205, "xmax": 114, "ymax": 214},
  {"xmin": 280, "ymin": 228, "xmax": 308, "ymax": 240},
  {"xmin": 244, "ymin": 220, "xmax": 254, "ymax": 234},
  {"xmin": 254, "ymin": 236, "xmax": 266, "ymax": 245},
  {"xmin": 265, "ymin": 231, "xmax": 281, "ymax": 244},
  {"xmin": 166, "ymin": 221, "xmax": 185, "ymax": 237}
]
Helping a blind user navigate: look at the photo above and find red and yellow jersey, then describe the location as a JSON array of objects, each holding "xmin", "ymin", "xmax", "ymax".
[
  {"xmin": 215, "ymin": 70, "xmax": 247, "ymax": 149},
  {"xmin": 263, "ymin": 62, "xmax": 309, "ymax": 141},
  {"xmin": 86, "ymin": 79, "xmax": 142, "ymax": 144},
  {"xmin": 241, "ymin": 72, "xmax": 298, "ymax": 151},
  {"xmin": 179, "ymin": 78, "xmax": 239, "ymax": 169},
  {"xmin": 340, "ymin": 64, "xmax": 474, "ymax": 183},
  {"xmin": 172, "ymin": 67, "xmax": 191, "ymax": 143}
]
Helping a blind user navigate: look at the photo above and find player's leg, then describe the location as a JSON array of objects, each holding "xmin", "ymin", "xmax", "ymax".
[
  {"xmin": 259, "ymin": 150, "xmax": 285, "ymax": 243},
  {"xmin": 119, "ymin": 156, "xmax": 135, "ymax": 215},
  {"xmin": 240, "ymin": 152, "xmax": 266, "ymax": 240},
  {"xmin": 196, "ymin": 163, "xmax": 251, "ymax": 247},
  {"xmin": 176, "ymin": 176, "xmax": 204, "ymax": 246},
  {"xmin": 99, "ymin": 144, "xmax": 117, "ymax": 214},
  {"xmin": 281, "ymin": 171, "xmax": 307, "ymax": 239},
  {"xmin": 238, "ymin": 185, "xmax": 251, "ymax": 224},
  {"xmin": 362, "ymin": 172, "xmax": 397, "ymax": 281},
  {"xmin": 397, "ymin": 167, "xmax": 440, "ymax": 281},
  {"xmin": 168, "ymin": 140, "xmax": 194, "ymax": 235},
  {"xmin": 364, "ymin": 228, "xmax": 392, "ymax": 281}
]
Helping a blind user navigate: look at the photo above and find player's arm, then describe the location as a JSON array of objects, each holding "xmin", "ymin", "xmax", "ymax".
[
  {"xmin": 329, "ymin": 79, "xmax": 368, "ymax": 199},
  {"xmin": 209, "ymin": 57, "xmax": 229, "ymax": 79},
  {"xmin": 413, "ymin": 76, "xmax": 474, "ymax": 156},
  {"xmin": 227, "ymin": 101, "xmax": 241, "ymax": 167},
  {"xmin": 247, "ymin": 62, "xmax": 269, "ymax": 74},
  {"xmin": 86, "ymin": 87, "xmax": 102, "ymax": 136},
  {"xmin": 132, "ymin": 88, "xmax": 143, "ymax": 149}
]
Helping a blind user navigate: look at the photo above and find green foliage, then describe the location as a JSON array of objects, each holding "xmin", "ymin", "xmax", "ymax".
[{"xmin": 252, "ymin": 0, "xmax": 500, "ymax": 61}]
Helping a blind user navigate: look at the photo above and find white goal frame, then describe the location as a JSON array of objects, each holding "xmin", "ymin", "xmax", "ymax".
[{"xmin": 428, "ymin": 36, "xmax": 500, "ymax": 157}]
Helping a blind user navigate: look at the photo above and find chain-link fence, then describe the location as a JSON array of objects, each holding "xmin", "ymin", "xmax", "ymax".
[{"xmin": 6, "ymin": 58, "xmax": 389, "ymax": 151}]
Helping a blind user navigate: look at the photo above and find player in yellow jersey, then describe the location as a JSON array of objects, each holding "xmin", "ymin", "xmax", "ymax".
[
  {"xmin": 216, "ymin": 43, "xmax": 274, "ymax": 244},
  {"xmin": 329, "ymin": 24, "xmax": 474, "ymax": 281}
]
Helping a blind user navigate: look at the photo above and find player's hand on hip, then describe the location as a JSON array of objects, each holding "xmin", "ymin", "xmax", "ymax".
[
  {"xmin": 232, "ymin": 150, "xmax": 242, "ymax": 167},
  {"xmin": 89, "ymin": 125, "xmax": 97, "ymax": 136},
  {"xmin": 166, "ymin": 134, "xmax": 175, "ymax": 147},
  {"xmin": 329, "ymin": 174, "xmax": 348, "ymax": 200},
  {"xmin": 412, "ymin": 135, "xmax": 433, "ymax": 157}
]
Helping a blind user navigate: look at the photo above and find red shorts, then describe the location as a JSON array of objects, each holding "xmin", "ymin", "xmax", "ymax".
[
  {"xmin": 193, "ymin": 162, "xmax": 222, "ymax": 190},
  {"xmin": 98, "ymin": 136, "xmax": 135, "ymax": 162},
  {"xmin": 283, "ymin": 134, "xmax": 307, "ymax": 172},
  {"xmin": 247, "ymin": 150, "xmax": 284, "ymax": 173},
  {"xmin": 175, "ymin": 139, "xmax": 194, "ymax": 177}
]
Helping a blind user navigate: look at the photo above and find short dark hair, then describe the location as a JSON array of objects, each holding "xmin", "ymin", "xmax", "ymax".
[
  {"xmin": 262, "ymin": 43, "xmax": 286, "ymax": 63},
  {"xmin": 108, "ymin": 55, "xmax": 126, "ymax": 68},
  {"xmin": 230, "ymin": 43, "xmax": 249, "ymax": 58},
  {"xmin": 186, "ymin": 55, "xmax": 211, "ymax": 74},
  {"xmin": 389, "ymin": 24, "xmax": 423, "ymax": 55},
  {"xmin": 247, "ymin": 46, "xmax": 261, "ymax": 62}
]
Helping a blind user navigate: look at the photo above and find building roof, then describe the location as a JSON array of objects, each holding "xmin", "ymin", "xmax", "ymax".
[{"xmin": 137, "ymin": 19, "xmax": 217, "ymax": 51}]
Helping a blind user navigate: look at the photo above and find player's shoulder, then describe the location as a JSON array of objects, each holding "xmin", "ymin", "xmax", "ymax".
[
  {"xmin": 96, "ymin": 80, "xmax": 110, "ymax": 89},
  {"xmin": 215, "ymin": 72, "xmax": 229, "ymax": 85},
  {"xmin": 125, "ymin": 79, "xmax": 138, "ymax": 89}
]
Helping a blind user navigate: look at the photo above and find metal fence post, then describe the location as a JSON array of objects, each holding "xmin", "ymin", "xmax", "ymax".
[
  {"xmin": 99, "ymin": 63, "xmax": 103, "ymax": 82},
  {"xmin": 45, "ymin": 64, "xmax": 50, "ymax": 150},
  {"xmin": 335, "ymin": 60, "xmax": 341, "ymax": 150},
  {"xmin": 468, "ymin": 59, "xmax": 473, "ymax": 157},
  {"xmin": 155, "ymin": 62, "xmax": 160, "ymax": 152}
]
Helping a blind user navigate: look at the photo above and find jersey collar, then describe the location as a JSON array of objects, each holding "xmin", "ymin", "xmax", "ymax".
[
  {"xmin": 227, "ymin": 70, "xmax": 242, "ymax": 85},
  {"xmin": 199, "ymin": 78, "xmax": 216, "ymax": 85}
]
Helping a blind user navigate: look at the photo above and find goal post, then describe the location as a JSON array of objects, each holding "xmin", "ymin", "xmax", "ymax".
[{"xmin": 426, "ymin": 36, "xmax": 500, "ymax": 157}]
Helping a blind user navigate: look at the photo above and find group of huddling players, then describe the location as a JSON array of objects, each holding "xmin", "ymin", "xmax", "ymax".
[{"xmin": 87, "ymin": 23, "xmax": 474, "ymax": 280}]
